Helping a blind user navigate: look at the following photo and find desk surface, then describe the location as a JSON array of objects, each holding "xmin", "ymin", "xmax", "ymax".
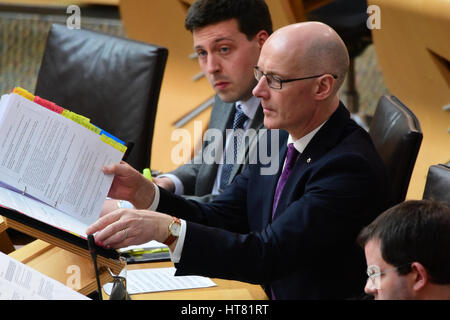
[
  {"xmin": 0, "ymin": 216, "xmax": 6, "ymax": 234},
  {"xmin": 105, "ymin": 261, "xmax": 268, "ymax": 300},
  {"xmin": 8, "ymin": 238, "xmax": 267, "ymax": 300}
]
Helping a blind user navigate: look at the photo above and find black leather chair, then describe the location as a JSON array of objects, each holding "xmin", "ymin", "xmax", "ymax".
[
  {"xmin": 369, "ymin": 95, "xmax": 423, "ymax": 205},
  {"xmin": 35, "ymin": 24, "xmax": 168, "ymax": 172},
  {"xmin": 422, "ymin": 164, "xmax": 450, "ymax": 203},
  {"xmin": 307, "ymin": 0, "xmax": 372, "ymax": 116}
]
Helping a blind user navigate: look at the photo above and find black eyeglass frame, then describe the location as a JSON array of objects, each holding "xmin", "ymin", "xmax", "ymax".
[{"xmin": 254, "ymin": 66, "xmax": 338, "ymax": 90}]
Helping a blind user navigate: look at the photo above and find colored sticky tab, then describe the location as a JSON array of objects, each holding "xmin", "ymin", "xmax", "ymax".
[
  {"xmin": 34, "ymin": 96, "xmax": 65, "ymax": 114},
  {"xmin": 13, "ymin": 87, "xmax": 35, "ymax": 101},
  {"xmin": 100, "ymin": 130, "xmax": 125, "ymax": 145},
  {"xmin": 100, "ymin": 134, "xmax": 127, "ymax": 153},
  {"xmin": 86, "ymin": 124, "xmax": 101, "ymax": 135},
  {"xmin": 62, "ymin": 109, "xmax": 91, "ymax": 128}
]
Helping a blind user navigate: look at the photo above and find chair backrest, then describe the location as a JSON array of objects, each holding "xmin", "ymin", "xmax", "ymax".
[
  {"xmin": 35, "ymin": 23, "xmax": 168, "ymax": 172},
  {"xmin": 422, "ymin": 164, "xmax": 450, "ymax": 203},
  {"xmin": 369, "ymin": 95, "xmax": 423, "ymax": 205}
]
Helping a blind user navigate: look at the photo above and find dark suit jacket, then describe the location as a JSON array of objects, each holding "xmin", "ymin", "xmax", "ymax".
[
  {"xmin": 169, "ymin": 95, "xmax": 264, "ymax": 202},
  {"xmin": 157, "ymin": 102, "xmax": 391, "ymax": 299}
]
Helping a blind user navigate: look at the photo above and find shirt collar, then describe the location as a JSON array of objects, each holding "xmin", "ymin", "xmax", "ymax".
[
  {"xmin": 236, "ymin": 96, "xmax": 260, "ymax": 121},
  {"xmin": 287, "ymin": 121, "xmax": 327, "ymax": 153}
]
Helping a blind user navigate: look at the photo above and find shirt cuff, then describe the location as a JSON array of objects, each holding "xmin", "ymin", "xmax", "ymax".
[
  {"xmin": 157, "ymin": 173, "xmax": 184, "ymax": 195},
  {"xmin": 147, "ymin": 182, "xmax": 160, "ymax": 211},
  {"xmin": 169, "ymin": 219, "xmax": 186, "ymax": 263}
]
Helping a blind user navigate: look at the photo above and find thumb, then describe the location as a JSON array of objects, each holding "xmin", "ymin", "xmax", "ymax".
[{"xmin": 102, "ymin": 161, "xmax": 133, "ymax": 176}]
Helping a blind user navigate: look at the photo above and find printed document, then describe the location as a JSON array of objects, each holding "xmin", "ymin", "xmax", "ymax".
[
  {"xmin": 103, "ymin": 267, "xmax": 216, "ymax": 295},
  {"xmin": 0, "ymin": 252, "xmax": 89, "ymax": 300}
]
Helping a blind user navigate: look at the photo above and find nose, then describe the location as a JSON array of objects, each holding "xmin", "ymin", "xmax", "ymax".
[
  {"xmin": 204, "ymin": 54, "xmax": 221, "ymax": 75},
  {"xmin": 252, "ymin": 76, "xmax": 269, "ymax": 100},
  {"xmin": 364, "ymin": 279, "xmax": 377, "ymax": 297}
]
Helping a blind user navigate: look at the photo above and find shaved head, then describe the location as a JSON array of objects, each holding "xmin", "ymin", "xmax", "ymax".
[
  {"xmin": 253, "ymin": 22, "xmax": 351, "ymax": 138},
  {"xmin": 263, "ymin": 22, "xmax": 349, "ymax": 93}
]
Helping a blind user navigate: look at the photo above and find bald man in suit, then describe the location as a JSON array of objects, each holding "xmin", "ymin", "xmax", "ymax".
[{"xmin": 88, "ymin": 22, "xmax": 391, "ymax": 299}]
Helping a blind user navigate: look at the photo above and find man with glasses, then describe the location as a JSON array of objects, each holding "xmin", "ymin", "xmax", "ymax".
[
  {"xmin": 88, "ymin": 22, "xmax": 390, "ymax": 299},
  {"xmin": 358, "ymin": 200, "xmax": 450, "ymax": 300}
]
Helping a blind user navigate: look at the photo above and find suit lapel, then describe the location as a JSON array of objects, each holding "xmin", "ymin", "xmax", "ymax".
[
  {"xmin": 271, "ymin": 103, "xmax": 351, "ymax": 220},
  {"xmin": 197, "ymin": 97, "xmax": 235, "ymax": 195}
]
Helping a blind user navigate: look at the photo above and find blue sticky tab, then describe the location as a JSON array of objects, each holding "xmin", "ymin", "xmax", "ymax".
[{"xmin": 99, "ymin": 130, "xmax": 125, "ymax": 145}]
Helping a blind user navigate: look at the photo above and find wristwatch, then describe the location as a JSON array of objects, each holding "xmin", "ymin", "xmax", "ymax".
[{"xmin": 163, "ymin": 216, "xmax": 181, "ymax": 246}]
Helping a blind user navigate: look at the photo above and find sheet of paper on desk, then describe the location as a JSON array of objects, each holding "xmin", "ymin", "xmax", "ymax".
[
  {"xmin": 119, "ymin": 240, "xmax": 167, "ymax": 253},
  {"xmin": 103, "ymin": 267, "xmax": 216, "ymax": 295},
  {"xmin": 0, "ymin": 252, "xmax": 90, "ymax": 300}
]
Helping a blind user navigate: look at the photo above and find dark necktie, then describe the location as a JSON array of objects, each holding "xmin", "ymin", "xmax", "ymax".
[
  {"xmin": 271, "ymin": 143, "xmax": 299, "ymax": 219},
  {"xmin": 220, "ymin": 108, "xmax": 248, "ymax": 190},
  {"xmin": 270, "ymin": 143, "xmax": 299, "ymax": 300}
]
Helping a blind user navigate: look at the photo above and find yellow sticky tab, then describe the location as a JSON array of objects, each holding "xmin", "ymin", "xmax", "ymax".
[
  {"xmin": 100, "ymin": 134, "xmax": 127, "ymax": 153},
  {"xmin": 13, "ymin": 87, "xmax": 35, "ymax": 101},
  {"xmin": 86, "ymin": 124, "xmax": 101, "ymax": 134},
  {"xmin": 61, "ymin": 109, "xmax": 72, "ymax": 118}
]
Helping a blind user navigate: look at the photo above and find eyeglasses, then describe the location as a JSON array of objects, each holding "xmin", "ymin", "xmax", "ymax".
[
  {"xmin": 366, "ymin": 264, "xmax": 411, "ymax": 289},
  {"xmin": 254, "ymin": 66, "xmax": 337, "ymax": 90}
]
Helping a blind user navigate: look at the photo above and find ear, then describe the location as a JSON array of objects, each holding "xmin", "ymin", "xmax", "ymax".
[
  {"xmin": 255, "ymin": 30, "xmax": 269, "ymax": 49},
  {"xmin": 314, "ymin": 75, "xmax": 335, "ymax": 100},
  {"xmin": 410, "ymin": 262, "xmax": 429, "ymax": 292}
]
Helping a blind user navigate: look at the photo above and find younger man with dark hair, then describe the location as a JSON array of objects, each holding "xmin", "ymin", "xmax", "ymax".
[{"xmin": 358, "ymin": 200, "xmax": 450, "ymax": 300}]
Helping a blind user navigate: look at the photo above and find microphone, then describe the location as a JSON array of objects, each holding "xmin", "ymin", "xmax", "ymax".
[{"xmin": 87, "ymin": 234, "xmax": 103, "ymax": 300}]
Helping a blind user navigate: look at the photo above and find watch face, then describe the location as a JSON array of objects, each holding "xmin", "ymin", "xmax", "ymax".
[{"xmin": 170, "ymin": 220, "xmax": 181, "ymax": 237}]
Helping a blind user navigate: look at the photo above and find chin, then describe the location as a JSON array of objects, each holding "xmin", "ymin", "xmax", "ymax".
[
  {"xmin": 217, "ymin": 91, "xmax": 237, "ymax": 103},
  {"xmin": 263, "ymin": 119, "xmax": 279, "ymax": 130}
]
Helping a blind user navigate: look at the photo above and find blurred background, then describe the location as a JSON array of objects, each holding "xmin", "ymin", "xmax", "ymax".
[{"xmin": 0, "ymin": 0, "xmax": 448, "ymax": 201}]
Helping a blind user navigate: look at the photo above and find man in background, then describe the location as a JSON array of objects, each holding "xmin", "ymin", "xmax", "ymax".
[
  {"xmin": 358, "ymin": 200, "xmax": 450, "ymax": 300},
  {"xmin": 154, "ymin": 0, "xmax": 272, "ymax": 202}
]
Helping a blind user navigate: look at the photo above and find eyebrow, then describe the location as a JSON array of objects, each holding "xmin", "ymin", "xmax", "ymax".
[{"xmin": 194, "ymin": 37, "xmax": 235, "ymax": 50}]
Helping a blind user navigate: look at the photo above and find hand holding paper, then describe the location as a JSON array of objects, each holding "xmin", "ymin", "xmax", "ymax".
[{"xmin": 102, "ymin": 161, "xmax": 156, "ymax": 210}]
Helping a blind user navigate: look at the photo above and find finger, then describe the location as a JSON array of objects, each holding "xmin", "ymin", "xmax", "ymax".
[
  {"xmin": 86, "ymin": 209, "xmax": 122, "ymax": 235},
  {"xmin": 103, "ymin": 161, "xmax": 135, "ymax": 176},
  {"xmin": 92, "ymin": 218, "xmax": 127, "ymax": 245},
  {"xmin": 102, "ymin": 163, "xmax": 120, "ymax": 175},
  {"xmin": 101, "ymin": 228, "xmax": 130, "ymax": 248}
]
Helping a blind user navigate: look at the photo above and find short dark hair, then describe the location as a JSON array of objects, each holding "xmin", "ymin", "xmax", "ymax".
[
  {"xmin": 185, "ymin": 0, "xmax": 273, "ymax": 40},
  {"xmin": 357, "ymin": 200, "xmax": 450, "ymax": 284}
]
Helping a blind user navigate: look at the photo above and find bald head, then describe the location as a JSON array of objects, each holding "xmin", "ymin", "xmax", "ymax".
[{"xmin": 263, "ymin": 22, "xmax": 349, "ymax": 93}]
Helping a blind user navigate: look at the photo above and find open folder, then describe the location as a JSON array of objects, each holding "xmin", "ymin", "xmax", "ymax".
[{"xmin": 0, "ymin": 88, "xmax": 125, "ymax": 260}]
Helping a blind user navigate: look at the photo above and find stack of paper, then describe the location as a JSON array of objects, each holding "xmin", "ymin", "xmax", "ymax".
[
  {"xmin": 0, "ymin": 87, "xmax": 127, "ymax": 238},
  {"xmin": 0, "ymin": 252, "xmax": 89, "ymax": 300}
]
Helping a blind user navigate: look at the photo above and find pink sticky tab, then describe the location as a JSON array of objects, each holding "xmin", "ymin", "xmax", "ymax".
[{"xmin": 34, "ymin": 96, "xmax": 64, "ymax": 114}]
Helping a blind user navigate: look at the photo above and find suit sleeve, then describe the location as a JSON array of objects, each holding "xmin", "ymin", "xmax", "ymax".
[{"xmin": 167, "ymin": 148, "xmax": 203, "ymax": 195}]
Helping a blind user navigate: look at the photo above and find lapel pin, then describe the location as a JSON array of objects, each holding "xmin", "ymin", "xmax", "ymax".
[{"xmin": 307, "ymin": 158, "xmax": 311, "ymax": 163}]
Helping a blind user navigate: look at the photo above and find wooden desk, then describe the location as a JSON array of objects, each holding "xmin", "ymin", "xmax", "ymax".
[
  {"xmin": 0, "ymin": 216, "xmax": 6, "ymax": 234},
  {"xmin": 0, "ymin": 216, "xmax": 15, "ymax": 254},
  {"xmin": 105, "ymin": 261, "xmax": 268, "ymax": 300},
  {"xmin": 0, "ymin": 0, "xmax": 118, "ymax": 6},
  {"xmin": 7, "ymin": 238, "xmax": 267, "ymax": 299}
]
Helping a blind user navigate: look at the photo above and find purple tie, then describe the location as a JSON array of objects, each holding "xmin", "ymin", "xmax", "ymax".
[
  {"xmin": 271, "ymin": 143, "xmax": 299, "ymax": 299},
  {"xmin": 272, "ymin": 143, "xmax": 299, "ymax": 219}
]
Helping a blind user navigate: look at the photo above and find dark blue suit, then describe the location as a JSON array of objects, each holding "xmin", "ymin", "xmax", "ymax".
[{"xmin": 157, "ymin": 103, "xmax": 391, "ymax": 299}]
